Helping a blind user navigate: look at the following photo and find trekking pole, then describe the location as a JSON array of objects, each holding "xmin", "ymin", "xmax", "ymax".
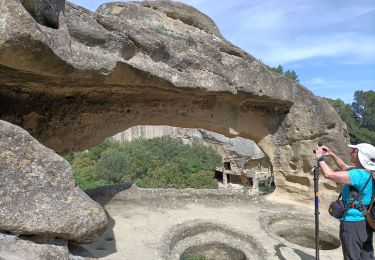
[{"xmin": 312, "ymin": 165, "xmax": 320, "ymax": 260}]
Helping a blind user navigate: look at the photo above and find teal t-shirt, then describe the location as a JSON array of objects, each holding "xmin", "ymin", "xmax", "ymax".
[{"xmin": 341, "ymin": 168, "xmax": 373, "ymax": 222}]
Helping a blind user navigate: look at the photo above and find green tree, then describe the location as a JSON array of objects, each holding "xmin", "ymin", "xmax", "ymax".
[
  {"xmin": 326, "ymin": 93, "xmax": 375, "ymax": 144},
  {"xmin": 67, "ymin": 136, "xmax": 221, "ymax": 190},
  {"xmin": 265, "ymin": 64, "xmax": 300, "ymax": 82},
  {"xmin": 267, "ymin": 64, "xmax": 283, "ymax": 74},
  {"xmin": 284, "ymin": 70, "xmax": 299, "ymax": 82},
  {"xmin": 71, "ymin": 155, "xmax": 113, "ymax": 190},
  {"xmin": 351, "ymin": 90, "xmax": 375, "ymax": 131}
]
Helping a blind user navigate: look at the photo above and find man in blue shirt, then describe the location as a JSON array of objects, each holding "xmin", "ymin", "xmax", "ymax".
[{"xmin": 315, "ymin": 143, "xmax": 375, "ymax": 260}]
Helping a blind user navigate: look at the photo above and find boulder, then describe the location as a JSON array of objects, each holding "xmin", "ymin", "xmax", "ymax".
[
  {"xmin": 0, "ymin": 120, "xmax": 108, "ymax": 243},
  {"xmin": 0, "ymin": 233, "xmax": 72, "ymax": 260}
]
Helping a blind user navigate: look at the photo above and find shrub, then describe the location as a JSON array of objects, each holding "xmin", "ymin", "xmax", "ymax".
[{"xmin": 67, "ymin": 137, "xmax": 221, "ymax": 190}]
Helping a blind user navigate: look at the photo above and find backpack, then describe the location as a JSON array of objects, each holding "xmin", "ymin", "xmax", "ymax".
[
  {"xmin": 366, "ymin": 198, "xmax": 375, "ymax": 230},
  {"xmin": 329, "ymin": 176, "xmax": 371, "ymax": 219}
]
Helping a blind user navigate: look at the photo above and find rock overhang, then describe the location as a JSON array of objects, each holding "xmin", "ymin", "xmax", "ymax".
[
  {"xmin": 0, "ymin": 0, "xmax": 349, "ymax": 206},
  {"xmin": 1, "ymin": 0, "xmax": 295, "ymax": 99}
]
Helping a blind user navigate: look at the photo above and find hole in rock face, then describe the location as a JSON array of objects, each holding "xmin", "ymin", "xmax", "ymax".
[
  {"xmin": 180, "ymin": 242, "xmax": 246, "ymax": 260},
  {"xmin": 276, "ymin": 228, "xmax": 340, "ymax": 250}
]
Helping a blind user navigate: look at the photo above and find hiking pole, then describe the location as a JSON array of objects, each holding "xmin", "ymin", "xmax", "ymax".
[{"xmin": 312, "ymin": 164, "xmax": 320, "ymax": 260}]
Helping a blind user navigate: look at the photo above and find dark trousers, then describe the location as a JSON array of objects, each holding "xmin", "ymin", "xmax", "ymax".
[{"xmin": 340, "ymin": 220, "xmax": 375, "ymax": 260}]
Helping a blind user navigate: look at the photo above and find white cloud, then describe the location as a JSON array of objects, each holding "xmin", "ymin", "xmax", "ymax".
[
  {"xmin": 305, "ymin": 77, "xmax": 375, "ymax": 103},
  {"xmin": 199, "ymin": 0, "xmax": 375, "ymax": 66},
  {"xmin": 257, "ymin": 34, "xmax": 375, "ymax": 65}
]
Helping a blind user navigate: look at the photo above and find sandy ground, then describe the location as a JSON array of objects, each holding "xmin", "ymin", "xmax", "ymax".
[{"xmin": 70, "ymin": 186, "xmax": 345, "ymax": 260}]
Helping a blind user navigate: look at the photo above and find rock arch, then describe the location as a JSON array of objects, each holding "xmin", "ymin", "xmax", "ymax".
[{"xmin": 0, "ymin": 0, "xmax": 349, "ymax": 206}]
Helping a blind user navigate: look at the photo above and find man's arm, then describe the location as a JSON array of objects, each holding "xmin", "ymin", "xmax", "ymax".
[
  {"xmin": 315, "ymin": 146, "xmax": 351, "ymax": 184},
  {"xmin": 321, "ymin": 146, "xmax": 355, "ymax": 171},
  {"xmin": 318, "ymin": 160, "xmax": 351, "ymax": 184}
]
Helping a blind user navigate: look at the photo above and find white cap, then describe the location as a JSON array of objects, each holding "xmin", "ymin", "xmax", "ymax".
[{"xmin": 348, "ymin": 143, "xmax": 375, "ymax": 171}]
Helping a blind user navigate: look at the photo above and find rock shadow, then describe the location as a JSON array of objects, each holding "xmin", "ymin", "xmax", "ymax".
[
  {"xmin": 69, "ymin": 210, "xmax": 116, "ymax": 258},
  {"xmin": 69, "ymin": 183, "xmax": 132, "ymax": 258}
]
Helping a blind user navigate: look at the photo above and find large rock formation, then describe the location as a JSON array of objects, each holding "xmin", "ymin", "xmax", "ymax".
[
  {"xmin": 0, "ymin": 120, "xmax": 108, "ymax": 244},
  {"xmin": 0, "ymin": 0, "xmax": 349, "ymax": 207}
]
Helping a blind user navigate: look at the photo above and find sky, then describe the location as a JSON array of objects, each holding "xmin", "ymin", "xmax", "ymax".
[{"xmin": 70, "ymin": 0, "xmax": 375, "ymax": 104}]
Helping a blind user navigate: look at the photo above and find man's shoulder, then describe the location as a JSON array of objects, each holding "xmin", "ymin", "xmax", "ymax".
[{"xmin": 348, "ymin": 168, "xmax": 371, "ymax": 186}]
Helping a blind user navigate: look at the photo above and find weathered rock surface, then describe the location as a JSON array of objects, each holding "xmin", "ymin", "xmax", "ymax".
[
  {"xmin": 19, "ymin": 0, "xmax": 65, "ymax": 29},
  {"xmin": 113, "ymin": 125, "xmax": 265, "ymax": 171},
  {"xmin": 0, "ymin": 120, "xmax": 108, "ymax": 243},
  {"xmin": 0, "ymin": 0, "xmax": 349, "ymax": 205},
  {"xmin": 0, "ymin": 233, "xmax": 85, "ymax": 260}
]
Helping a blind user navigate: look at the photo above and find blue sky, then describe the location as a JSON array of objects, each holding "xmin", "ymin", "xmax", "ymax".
[{"xmin": 70, "ymin": 0, "xmax": 375, "ymax": 104}]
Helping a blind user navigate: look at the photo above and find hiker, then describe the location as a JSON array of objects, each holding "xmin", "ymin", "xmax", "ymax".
[{"xmin": 315, "ymin": 143, "xmax": 375, "ymax": 260}]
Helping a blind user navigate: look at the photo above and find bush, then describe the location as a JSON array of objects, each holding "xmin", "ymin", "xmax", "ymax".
[
  {"xmin": 66, "ymin": 137, "xmax": 221, "ymax": 190},
  {"xmin": 70, "ymin": 155, "xmax": 113, "ymax": 190}
]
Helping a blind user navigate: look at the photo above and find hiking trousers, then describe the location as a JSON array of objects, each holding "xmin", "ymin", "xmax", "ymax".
[{"xmin": 340, "ymin": 220, "xmax": 375, "ymax": 260}]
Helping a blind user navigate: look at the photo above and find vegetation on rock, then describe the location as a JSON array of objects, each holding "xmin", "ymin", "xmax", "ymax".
[
  {"xmin": 65, "ymin": 137, "xmax": 221, "ymax": 190},
  {"xmin": 266, "ymin": 64, "xmax": 300, "ymax": 82}
]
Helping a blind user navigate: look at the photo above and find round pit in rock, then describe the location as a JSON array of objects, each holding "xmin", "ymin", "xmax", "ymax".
[
  {"xmin": 163, "ymin": 220, "xmax": 268, "ymax": 260},
  {"xmin": 180, "ymin": 242, "xmax": 246, "ymax": 260},
  {"xmin": 262, "ymin": 212, "xmax": 341, "ymax": 250},
  {"xmin": 276, "ymin": 227, "xmax": 340, "ymax": 250}
]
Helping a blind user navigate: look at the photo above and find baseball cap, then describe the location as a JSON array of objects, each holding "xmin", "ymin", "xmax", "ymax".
[{"xmin": 348, "ymin": 143, "xmax": 375, "ymax": 171}]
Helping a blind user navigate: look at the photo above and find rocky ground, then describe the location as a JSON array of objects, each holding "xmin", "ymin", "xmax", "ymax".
[{"xmin": 69, "ymin": 185, "xmax": 343, "ymax": 260}]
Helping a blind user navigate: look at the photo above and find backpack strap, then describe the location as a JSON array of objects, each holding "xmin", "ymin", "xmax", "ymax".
[
  {"xmin": 349, "ymin": 175, "xmax": 372, "ymax": 214},
  {"xmin": 367, "ymin": 172, "xmax": 375, "ymax": 212}
]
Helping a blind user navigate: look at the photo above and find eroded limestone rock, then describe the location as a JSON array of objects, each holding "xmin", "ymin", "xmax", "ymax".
[
  {"xmin": 0, "ymin": 0, "xmax": 349, "ymax": 206},
  {"xmin": 0, "ymin": 233, "xmax": 71, "ymax": 260},
  {"xmin": 0, "ymin": 120, "xmax": 108, "ymax": 243},
  {"xmin": 19, "ymin": 0, "xmax": 65, "ymax": 29}
]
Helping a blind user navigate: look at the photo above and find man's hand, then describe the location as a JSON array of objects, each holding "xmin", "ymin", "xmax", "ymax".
[
  {"xmin": 315, "ymin": 147, "xmax": 326, "ymax": 158},
  {"xmin": 320, "ymin": 145, "xmax": 331, "ymax": 156}
]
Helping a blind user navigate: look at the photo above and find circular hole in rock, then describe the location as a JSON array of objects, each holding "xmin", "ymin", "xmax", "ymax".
[
  {"xmin": 180, "ymin": 242, "xmax": 246, "ymax": 260},
  {"xmin": 276, "ymin": 228, "xmax": 340, "ymax": 250}
]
